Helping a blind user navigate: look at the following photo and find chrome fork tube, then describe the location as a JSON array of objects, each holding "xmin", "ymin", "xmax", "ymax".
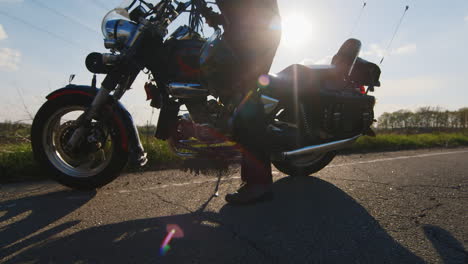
[
  {"xmin": 87, "ymin": 88, "xmax": 111, "ymax": 119},
  {"xmin": 66, "ymin": 88, "xmax": 111, "ymax": 150}
]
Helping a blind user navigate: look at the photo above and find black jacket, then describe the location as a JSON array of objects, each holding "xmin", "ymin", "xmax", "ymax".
[{"xmin": 215, "ymin": 0, "xmax": 280, "ymax": 31}]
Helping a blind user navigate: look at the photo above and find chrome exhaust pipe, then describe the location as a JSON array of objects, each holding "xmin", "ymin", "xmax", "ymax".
[
  {"xmin": 280, "ymin": 134, "xmax": 361, "ymax": 161},
  {"xmin": 168, "ymin": 83, "xmax": 208, "ymax": 98}
]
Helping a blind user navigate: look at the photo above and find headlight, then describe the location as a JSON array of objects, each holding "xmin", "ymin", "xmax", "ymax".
[{"xmin": 101, "ymin": 8, "xmax": 138, "ymax": 50}]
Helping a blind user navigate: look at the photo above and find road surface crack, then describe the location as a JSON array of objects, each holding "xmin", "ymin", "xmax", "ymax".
[
  {"xmin": 420, "ymin": 203, "xmax": 443, "ymax": 214},
  {"xmin": 152, "ymin": 193, "xmax": 195, "ymax": 214}
]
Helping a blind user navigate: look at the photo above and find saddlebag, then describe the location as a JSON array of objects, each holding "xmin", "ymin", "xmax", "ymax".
[
  {"xmin": 277, "ymin": 64, "xmax": 376, "ymax": 140},
  {"xmin": 305, "ymin": 88, "xmax": 375, "ymax": 140}
]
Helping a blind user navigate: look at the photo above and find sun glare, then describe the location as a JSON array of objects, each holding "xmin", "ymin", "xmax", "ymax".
[{"xmin": 280, "ymin": 14, "xmax": 313, "ymax": 49}]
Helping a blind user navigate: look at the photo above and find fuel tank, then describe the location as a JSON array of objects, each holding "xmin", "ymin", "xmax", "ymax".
[{"xmin": 165, "ymin": 37, "xmax": 205, "ymax": 83}]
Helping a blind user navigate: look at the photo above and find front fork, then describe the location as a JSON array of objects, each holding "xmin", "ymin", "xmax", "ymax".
[
  {"xmin": 66, "ymin": 86, "xmax": 147, "ymax": 166},
  {"xmin": 66, "ymin": 88, "xmax": 111, "ymax": 151}
]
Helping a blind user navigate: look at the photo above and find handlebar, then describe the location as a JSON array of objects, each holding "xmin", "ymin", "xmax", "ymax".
[{"xmin": 191, "ymin": 0, "xmax": 224, "ymax": 28}]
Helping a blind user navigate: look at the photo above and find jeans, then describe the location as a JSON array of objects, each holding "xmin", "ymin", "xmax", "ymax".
[{"xmin": 232, "ymin": 93, "xmax": 272, "ymax": 184}]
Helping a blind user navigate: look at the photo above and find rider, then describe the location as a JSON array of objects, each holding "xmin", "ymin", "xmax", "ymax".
[{"xmin": 204, "ymin": 0, "xmax": 282, "ymax": 204}]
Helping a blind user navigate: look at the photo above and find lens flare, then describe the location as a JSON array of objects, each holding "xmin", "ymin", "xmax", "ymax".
[
  {"xmin": 280, "ymin": 13, "xmax": 313, "ymax": 49},
  {"xmin": 159, "ymin": 229, "xmax": 176, "ymax": 256},
  {"xmin": 257, "ymin": 74, "xmax": 270, "ymax": 89},
  {"xmin": 159, "ymin": 244, "xmax": 171, "ymax": 256},
  {"xmin": 159, "ymin": 224, "xmax": 184, "ymax": 256}
]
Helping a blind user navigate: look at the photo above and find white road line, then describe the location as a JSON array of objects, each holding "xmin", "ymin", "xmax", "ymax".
[
  {"xmin": 109, "ymin": 149, "xmax": 468, "ymax": 194},
  {"xmin": 106, "ymin": 176, "xmax": 241, "ymax": 195},
  {"xmin": 328, "ymin": 149, "xmax": 468, "ymax": 168}
]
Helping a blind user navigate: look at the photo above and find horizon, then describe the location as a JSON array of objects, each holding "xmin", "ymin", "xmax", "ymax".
[{"xmin": 1, "ymin": 0, "xmax": 468, "ymax": 125}]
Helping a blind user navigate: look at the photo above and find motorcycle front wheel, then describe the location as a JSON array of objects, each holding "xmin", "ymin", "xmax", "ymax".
[
  {"xmin": 272, "ymin": 151, "xmax": 336, "ymax": 177},
  {"xmin": 31, "ymin": 95, "xmax": 128, "ymax": 190}
]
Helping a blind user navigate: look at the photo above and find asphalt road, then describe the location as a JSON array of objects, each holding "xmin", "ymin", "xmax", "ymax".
[{"xmin": 1, "ymin": 148, "xmax": 467, "ymax": 264}]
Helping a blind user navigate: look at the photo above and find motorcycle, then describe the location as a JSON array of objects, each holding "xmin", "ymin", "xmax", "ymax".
[{"xmin": 31, "ymin": 0, "xmax": 381, "ymax": 190}]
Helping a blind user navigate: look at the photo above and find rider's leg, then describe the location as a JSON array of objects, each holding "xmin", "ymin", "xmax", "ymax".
[
  {"xmin": 224, "ymin": 43, "xmax": 279, "ymax": 204},
  {"xmin": 220, "ymin": 1, "xmax": 281, "ymax": 204},
  {"xmin": 225, "ymin": 92, "xmax": 273, "ymax": 204},
  {"xmin": 236, "ymin": 93, "xmax": 272, "ymax": 185}
]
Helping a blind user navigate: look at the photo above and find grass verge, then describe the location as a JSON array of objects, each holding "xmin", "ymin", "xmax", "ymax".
[
  {"xmin": 0, "ymin": 143, "xmax": 43, "ymax": 183},
  {"xmin": 1, "ymin": 133, "xmax": 468, "ymax": 183},
  {"xmin": 351, "ymin": 133, "xmax": 468, "ymax": 152},
  {"xmin": 0, "ymin": 140, "xmax": 180, "ymax": 184}
]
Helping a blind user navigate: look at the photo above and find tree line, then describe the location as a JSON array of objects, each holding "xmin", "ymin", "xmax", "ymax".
[{"xmin": 377, "ymin": 107, "xmax": 468, "ymax": 132}]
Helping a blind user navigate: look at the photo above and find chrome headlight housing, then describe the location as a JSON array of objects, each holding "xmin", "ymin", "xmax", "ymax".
[{"xmin": 102, "ymin": 8, "xmax": 138, "ymax": 50}]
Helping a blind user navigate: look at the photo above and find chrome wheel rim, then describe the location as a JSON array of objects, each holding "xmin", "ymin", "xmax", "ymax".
[{"xmin": 42, "ymin": 106, "xmax": 114, "ymax": 178}]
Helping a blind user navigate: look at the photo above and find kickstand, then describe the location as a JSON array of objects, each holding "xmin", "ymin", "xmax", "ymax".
[
  {"xmin": 194, "ymin": 171, "xmax": 224, "ymax": 214},
  {"xmin": 213, "ymin": 171, "xmax": 222, "ymax": 197}
]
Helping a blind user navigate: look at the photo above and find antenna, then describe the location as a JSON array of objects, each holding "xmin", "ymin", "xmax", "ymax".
[
  {"xmin": 380, "ymin": 5, "xmax": 410, "ymax": 65},
  {"xmin": 348, "ymin": 1, "xmax": 367, "ymax": 38}
]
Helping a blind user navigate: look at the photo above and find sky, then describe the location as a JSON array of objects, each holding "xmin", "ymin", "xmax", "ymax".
[{"xmin": 0, "ymin": 0, "xmax": 467, "ymax": 125}]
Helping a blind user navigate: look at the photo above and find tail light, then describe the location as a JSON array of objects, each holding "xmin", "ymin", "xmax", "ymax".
[{"xmin": 359, "ymin": 85, "xmax": 366, "ymax": 94}]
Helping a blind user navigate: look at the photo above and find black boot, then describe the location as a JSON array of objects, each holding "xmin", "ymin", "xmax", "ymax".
[{"xmin": 225, "ymin": 183, "xmax": 273, "ymax": 205}]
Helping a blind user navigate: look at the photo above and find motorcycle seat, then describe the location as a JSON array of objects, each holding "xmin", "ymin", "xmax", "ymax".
[
  {"xmin": 266, "ymin": 64, "xmax": 339, "ymax": 98},
  {"xmin": 264, "ymin": 39, "xmax": 368, "ymax": 98}
]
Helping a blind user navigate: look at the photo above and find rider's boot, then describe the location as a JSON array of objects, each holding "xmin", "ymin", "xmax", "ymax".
[{"xmin": 225, "ymin": 182, "xmax": 273, "ymax": 205}]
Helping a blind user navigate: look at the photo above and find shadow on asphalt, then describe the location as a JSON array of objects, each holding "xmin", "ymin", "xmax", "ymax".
[
  {"xmin": 423, "ymin": 225, "xmax": 468, "ymax": 264},
  {"xmin": 0, "ymin": 190, "xmax": 96, "ymax": 260},
  {"xmin": 2, "ymin": 177, "xmax": 426, "ymax": 263}
]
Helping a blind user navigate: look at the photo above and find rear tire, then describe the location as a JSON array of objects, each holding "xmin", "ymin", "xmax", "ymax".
[
  {"xmin": 272, "ymin": 151, "xmax": 336, "ymax": 177},
  {"xmin": 31, "ymin": 95, "xmax": 129, "ymax": 190}
]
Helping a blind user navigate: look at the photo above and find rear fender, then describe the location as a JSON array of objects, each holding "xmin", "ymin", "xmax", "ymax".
[{"xmin": 46, "ymin": 85, "xmax": 143, "ymax": 154}]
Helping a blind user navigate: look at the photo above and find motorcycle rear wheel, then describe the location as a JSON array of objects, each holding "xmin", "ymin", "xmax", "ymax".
[
  {"xmin": 31, "ymin": 95, "xmax": 128, "ymax": 190},
  {"xmin": 272, "ymin": 151, "xmax": 336, "ymax": 177}
]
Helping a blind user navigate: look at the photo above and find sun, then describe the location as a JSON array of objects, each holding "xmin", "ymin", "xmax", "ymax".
[{"xmin": 280, "ymin": 13, "xmax": 314, "ymax": 49}]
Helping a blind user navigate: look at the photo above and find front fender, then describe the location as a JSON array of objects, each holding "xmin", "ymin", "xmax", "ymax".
[
  {"xmin": 46, "ymin": 85, "xmax": 143, "ymax": 154},
  {"xmin": 46, "ymin": 85, "xmax": 97, "ymax": 100}
]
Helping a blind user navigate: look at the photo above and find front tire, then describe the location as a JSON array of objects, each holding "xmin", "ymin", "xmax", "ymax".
[
  {"xmin": 31, "ymin": 95, "xmax": 129, "ymax": 190},
  {"xmin": 272, "ymin": 151, "xmax": 336, "ymax": 177}
]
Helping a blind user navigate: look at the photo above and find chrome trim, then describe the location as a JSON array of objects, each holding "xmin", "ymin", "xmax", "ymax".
[
  {"xmin": 103, "ymin": 19, "xmax": 140, "ymax": 50},
  {"xmin": 279, "ymin": 134, "xmax": 361, "ymax": 161},
  {"xmin": 103, "ymin": 19, "xmax": 118, "ymax": 40},
  {"xmin": 303, "ymin": 64, "xmax": 336, "ymax": 70},
  {"xmin": 273, "ymin": 120, "xmax": 298, "ymax": 129},
  {"xmin": 104, "ymin": 39, "xmax": 117, "ymax": 49},
  {"xmin": 102, "ymin": 53, "xmax": 120, "ymax": 65},
  {"xmin": 44, "ymin": 106, "xmax": 114, "ymax": 178},
  {"xmin": 115, "ymin": 20, "xmax": 138, "ymax": 43},
  {"xmin": 261, "ymin": 95, "xmax": 279, "ymax": 114},
  {"xmin": 126, "ymin": 23, "xmax": 144, "ymax": 48},
  {"xmin": 168, "ymin": 83, "xmax": 208, "ymax": 98}
]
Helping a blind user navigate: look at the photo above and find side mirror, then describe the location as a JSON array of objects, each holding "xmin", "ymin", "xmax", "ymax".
[
  {"xmin": 129, "ymin": 5, "xmax": 148, "ymax": 22},
  {"xmin": 69, "ymin": 74, "xmax": 75, "ymax": 84}
]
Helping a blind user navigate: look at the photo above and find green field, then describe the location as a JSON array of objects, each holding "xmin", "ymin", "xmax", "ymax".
[
  {"xmin": 351, "ymin": 133, "xmax": 468, "ymax": 152},
  {"xmin": 1, "ymin": 128, "xmax": 468, "ymax": 183}
]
